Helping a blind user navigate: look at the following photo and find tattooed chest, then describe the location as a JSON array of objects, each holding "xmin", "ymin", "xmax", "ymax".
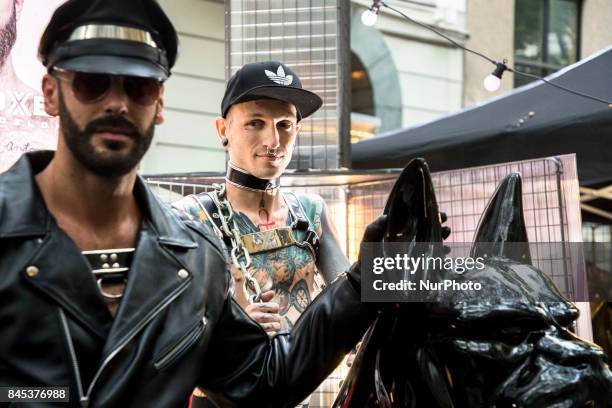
[{"xmin": 232, "ymin": 244, "xmax": 318, "ymax": 328}]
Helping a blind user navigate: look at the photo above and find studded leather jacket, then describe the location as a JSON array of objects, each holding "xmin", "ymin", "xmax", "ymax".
[{"xmin": 0, "ymin": 152, "xmax": 373, "ymax": 408}]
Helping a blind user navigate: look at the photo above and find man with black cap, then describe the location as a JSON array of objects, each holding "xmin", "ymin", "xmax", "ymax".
[
  {"xmin": 0, "ymin": 1, "xmax": 381, "ymax": 407},
  {"xmin": 173, "ymin": 61, "xmax": 351, "ymax": 408}
]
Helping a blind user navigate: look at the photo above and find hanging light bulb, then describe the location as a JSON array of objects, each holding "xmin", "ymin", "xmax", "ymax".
[
  {"xmin": 483, "ymin": 74, "xmax": 501, "ymax": 92},
  {"xmin": 361, "ymin": 1, "xmax": 382, "ymax": 27},
  {"xmin": 361, "ymin": 8, "xmax": 378, "ymax": 26},
  {"xmin": 483, "ymin": 62, "xmax": 508, "ymax": 92}
]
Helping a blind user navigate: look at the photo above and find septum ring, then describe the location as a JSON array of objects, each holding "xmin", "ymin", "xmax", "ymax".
[{"xmin": 266, "ymin": 147, "xmax": 278, "ymax": 156}]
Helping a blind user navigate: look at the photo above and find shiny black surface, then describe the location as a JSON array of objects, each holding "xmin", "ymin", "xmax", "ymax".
[{"xmin": 334, "ymin": 161, "xmax": 612, "ymax": 408}]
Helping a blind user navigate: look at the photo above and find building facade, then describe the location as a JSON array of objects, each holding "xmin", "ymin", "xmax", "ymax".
[
  {"xmin": 141, "ymin": 0, "xmax": 227, "ymax": 174},
  {"xmin": 141, "ymin": 0, "xmax": 612, "ymax": 174},
  {"xmin": 464, "ymin": 0, "xmax": 612, "ymax": 107}
]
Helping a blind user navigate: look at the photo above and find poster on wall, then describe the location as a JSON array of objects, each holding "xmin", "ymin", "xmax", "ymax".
[{"xmin": 0, "ymin": 0, "xmax": 66, "ymax": 172}]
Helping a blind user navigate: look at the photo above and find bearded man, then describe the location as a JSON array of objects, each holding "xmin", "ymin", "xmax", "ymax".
[{"xmin": 0, "ymin": 0, "xmax": 382, "ymax": 406}]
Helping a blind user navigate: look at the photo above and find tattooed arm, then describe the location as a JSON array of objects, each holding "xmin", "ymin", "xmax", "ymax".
[
  {"xmin": 318, "ymin": 203, "xmax": 350, "ymax": 283},
  {"xmin": 298, "ymin": 194, "xmax": 350, "ymax": 284}
]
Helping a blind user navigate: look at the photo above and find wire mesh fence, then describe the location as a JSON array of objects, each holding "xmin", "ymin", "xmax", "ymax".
[
  {"xmin": 226, "ymin": 0, "xmax": 346, "ymax": 171},
  {"xmin": 146, "ymin": 155, "xmax": 583, "ymax": 407},
  {"xmin": 346, "ymin": 156, "xmax": 582, "ymax": 301},
  {"xmin": 147, "ymin": 155, "xmax": 583, "ymax": 301}
]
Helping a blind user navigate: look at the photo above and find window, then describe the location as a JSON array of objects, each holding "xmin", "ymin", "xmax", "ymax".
[{"xmin": 514, "ymin": 0, "xmax": 581, "ymax": 87}]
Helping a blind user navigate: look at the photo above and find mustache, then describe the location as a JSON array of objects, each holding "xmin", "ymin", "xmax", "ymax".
[
  {"xmin": 85, "ymin": 115, "xmax": 140, "ymax": 138},
  {"xmin": 258, "ymin": 149, "xmax": 285, "ymax": 157}
]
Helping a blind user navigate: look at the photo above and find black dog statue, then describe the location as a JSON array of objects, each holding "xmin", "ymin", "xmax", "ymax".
[{"xmin": 334, "ymin": 159, "xmax": 612, "ymax": 408}]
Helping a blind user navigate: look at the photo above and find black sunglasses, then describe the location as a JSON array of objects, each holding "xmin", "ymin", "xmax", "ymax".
[{"xmin": 53, "ymin": 68, "xmax": 162, "ymax": 106}]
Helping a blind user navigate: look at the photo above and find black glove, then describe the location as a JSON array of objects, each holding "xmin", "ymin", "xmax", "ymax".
[
  {"xmin": 361, "ymin": 214, "xmax": 388, "ymax": 246},
  {"xmin": 346, "ymin": 215, "xmax": 388, "ymax": 289},
  {"xmin": 440, "ymin": 211, "xmax": 451, "ymax": 240}
]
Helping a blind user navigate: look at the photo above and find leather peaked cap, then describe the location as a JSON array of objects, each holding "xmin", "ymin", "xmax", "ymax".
[{"xmin": 38, "ymin": 0, "xmax": 178, "ymax": 81}]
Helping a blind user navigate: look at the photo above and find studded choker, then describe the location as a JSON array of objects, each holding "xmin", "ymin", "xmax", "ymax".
[{"xmin": 82, "ymin": 248, "xmax": 135, "ymax": 300}]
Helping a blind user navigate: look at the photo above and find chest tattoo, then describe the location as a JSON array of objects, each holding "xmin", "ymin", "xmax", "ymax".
[{"xmin": 235, "ymin": 213, "xmax": 318, "ymax": 328}]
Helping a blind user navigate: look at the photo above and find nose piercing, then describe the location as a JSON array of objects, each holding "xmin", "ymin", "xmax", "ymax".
[{"xmin": 266, "ymin": 147, "xmax": 278, "ymax": 156}]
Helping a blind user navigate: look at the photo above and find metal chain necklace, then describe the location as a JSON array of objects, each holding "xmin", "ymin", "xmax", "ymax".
[{"xmin": 210, "ymin": 183, "xmax": 262, "ymax": 303}]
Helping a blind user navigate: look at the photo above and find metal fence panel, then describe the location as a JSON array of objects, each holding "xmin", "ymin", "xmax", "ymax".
[{"xmin": 226, "ymin": 0, "xmax": 348, "ymax": 170}]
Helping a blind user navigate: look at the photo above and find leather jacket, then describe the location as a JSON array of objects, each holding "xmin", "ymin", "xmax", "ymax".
[{"xmin": 0, "ymin": 152, "xmax": 374, "ymax": 408}]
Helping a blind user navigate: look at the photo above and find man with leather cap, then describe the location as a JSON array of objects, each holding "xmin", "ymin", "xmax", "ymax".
[{"xmin": 0, "ymin": 0, "xmax": 382, "ymax": 406}]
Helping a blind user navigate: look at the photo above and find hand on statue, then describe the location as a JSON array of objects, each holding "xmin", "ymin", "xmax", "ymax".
[
  {"xmin": 245, "ymin": 290, "xmax": 282, "ymax": 337},
  {"xmin": 358, "ymin": 212, "xmax": 449, "ymax": 247},
  {"xmin": 362, "ymin": 215, "xmax": 388, "ymax": 247}
]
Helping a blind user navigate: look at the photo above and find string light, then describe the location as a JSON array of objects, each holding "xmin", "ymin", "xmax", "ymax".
[
  {"xmin": 363, "ymin": 1, "xmax": 612, "ymax": 105},
  {"xmin": 484, "ymin": 62, "xmax": 508, "ymax": 92},
  {"xmin": 361, "ymin": 0, "xmax": 382, "ymax": 27}
]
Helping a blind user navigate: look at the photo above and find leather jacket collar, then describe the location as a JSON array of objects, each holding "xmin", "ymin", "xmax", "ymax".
[
  {"xmin": 0, "ymin": 151, "xmax": 201, "ymax": 344},
  {"xmin": 0, "ymin": 151, "xmax": 197, "ymax": 249},
  {"xmin": 0, "ymin": 151, "xmax": 49, "ymax": 239}
]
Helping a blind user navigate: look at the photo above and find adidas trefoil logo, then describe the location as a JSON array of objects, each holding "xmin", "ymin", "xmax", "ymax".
[{"xmin": 265, "ymin": 65, "xmax": 293, "ymax": 85}]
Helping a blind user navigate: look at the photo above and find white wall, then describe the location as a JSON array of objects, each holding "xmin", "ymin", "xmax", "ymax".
[
  {"xmin": 581, "ymin": 0, "xmax": 612, "ymax": 59},
  {"xmin": 353, "ymin": 0, "xmax": 466, "ymax": 129},
  {"xmin": 386, "ymin": 36, "xmax": 463, "ymax": 127},
  {"xmin": 463, "ymin": 0, "xmax": 515, "ymax": 107},
  {"xmin": 141, "ymin": 0, "xmax": 226, "ymax": 175}
]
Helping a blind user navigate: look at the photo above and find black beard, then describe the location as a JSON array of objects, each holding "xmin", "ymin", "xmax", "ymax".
[
  {"xmin": 58, "ymin": 88, "xmax": 155, "ymax": 177},
  {"xmin": 0, "ymin": 3, "xmax": 17, "ymax": 71}
]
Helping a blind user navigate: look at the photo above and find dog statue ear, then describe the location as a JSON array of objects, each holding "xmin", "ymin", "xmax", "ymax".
[
  {"xmin": 382, "ymin": 158, "xmax": 443, "ymax": 245},
  {"xmin": 470, "ymin": 172, "xmax": 531, "ymax": 264}
]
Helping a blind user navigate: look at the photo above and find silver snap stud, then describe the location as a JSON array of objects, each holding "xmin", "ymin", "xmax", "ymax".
[{"xmin": 26, "ymin": 266, "xmax": 39, "ymax": 277}]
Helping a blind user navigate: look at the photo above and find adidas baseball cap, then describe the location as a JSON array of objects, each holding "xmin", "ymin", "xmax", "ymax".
[{"xmin": 221, "ymin": 61, "xmax": 323, "ymax": 121}]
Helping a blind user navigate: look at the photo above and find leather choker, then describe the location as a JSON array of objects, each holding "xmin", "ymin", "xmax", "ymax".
[
  {"xmin": 82, "ymin": 248, "xmax": 135, "ymax": 300},
  {"xmin": 226, "ymin": 163, "xmax": 280, "ymax": 192}
]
